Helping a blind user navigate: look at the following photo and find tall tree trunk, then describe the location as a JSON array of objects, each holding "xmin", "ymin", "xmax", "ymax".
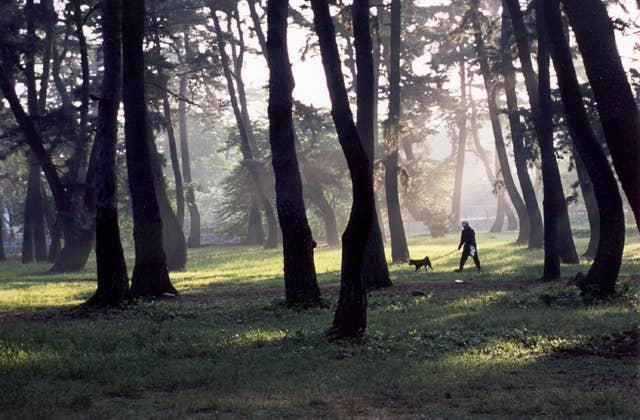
[
  {"xmin": 470, "ymin": 0, "xmax": 529, "ymax": 245},
  {"xmin": 266, "ymin": 0, "xmax": 321, "ymax": 307},
  {"xmin": 536, "ymin": 15, "xmax": 561, "ymax": 279},
  {"xmin": 148, "ymin": 131, "xmax": 188, "ymax": 271},
  {"xmin": 179, "ymin": 74, "xmax": 201, "ymax": 248},
  {"xmin": 385, "ymin": 0, "xmax": 409, "ymax": 263},
  {"xmin": 452, "ymin": 49, "xmax": 467, "ymax": 226},
  {"xmin": 43, "ymin": 196, "xmax": 61, "ymax": 262},
  {"xmin": 574, "ymin": 145, "xmax": 599, "ymax": 258},
  {"xmin": 500, "ymin": 9, "xmax": 544, "ymax": 248},
  {"xmin": 311, "ymin": 0, "xmax": 374, "ymax": 337},
  {"xmin": 161, "ymin": 91, "xmax": 185, "ymax": 229},
  {"xmin": 504, "ymin": 0, "xmax": 578, "ymax": 262},
  {"xmin": 122, "ymin": 0, "xmax": 178, "ymax": 297},
  {"xmin": 563, "ymin": 0, "xmax": 640, "ymax": 233},
  {"xmin": 354, "ymin": 0, "xmax": 392, "ymax": 288},
  {"xmin": 543, "ymin": 0, "xmax": 624, "ymax": 297},
  {"xmin": 211, "ymin": 7, "xmax": 278, "ymax": 249},
  {"xmin": 22, "ymin": 163, "xmax": 47, "ymax": 263},
  {"xmin": 88, "ymin": 0, "xmax": 130, "ymax": 307}
]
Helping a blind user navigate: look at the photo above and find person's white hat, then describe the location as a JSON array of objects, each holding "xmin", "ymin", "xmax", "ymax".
[{"xmin": 461, "ymin": 220, "xmax": 469, "ymax": 228}]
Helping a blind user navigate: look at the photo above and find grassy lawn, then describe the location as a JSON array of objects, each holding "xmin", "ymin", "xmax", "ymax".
[{"xmin": 0, "ymin": 232, "xmax": 639, "ymax": 418}]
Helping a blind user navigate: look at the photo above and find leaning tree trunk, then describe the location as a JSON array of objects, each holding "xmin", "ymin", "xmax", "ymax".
[
  {"xmin": 563, "ymin": 0, "xmax": 640, "ymax": 233},
  {"xmin": 122, "ymin": 0, "xmax": 178, "ymax": 297},
  {"xmin": 503, "ymin": 0, "xmax": 578, "ymax": 262},
  {"xmin": 500, "ymin": 10, "xmax": 544, "ymax": 249},
  {"xmin": 211, "ymin": 6, "xmax": 278, "ymax": 250},
  {"xmin": 452, "ymin": 49, "xmax": 467, "ymax": 227},
  {"xmin": 354, "ymin": 0, "xmax": 392, "ymax": 288},
  {"xmin": 385, "ymin": 0, "xmax": 409, "ymax": 263},
  {"xmin": 178, "ymin": 75, "xmax": 201, "ymax": 247},
  {"xmin": 161, "ymin": 90, "xmax": 185, "ymax": 229},
  {"xmin": 311, "ymin": 0, "xmax": 374, "ymax": 337},
  {"xmin": 543, "ymin": 0, "xmax": 624, "ymax": 297},
  {"xmin": 470, "ymin": 0, "xmax": 529, "ymax": 245},
  {"xmin": 266, "ymin": 0, "xmax": 321, "ymax": 307},
  {"xmin": 88, "ymin": 0, "xmax": 130, "ymax": 307}
]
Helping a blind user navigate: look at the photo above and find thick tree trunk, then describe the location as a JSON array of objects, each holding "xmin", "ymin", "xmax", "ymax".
[
  {"xmin": 536, "ymin": 19, "xmax": 561, "ymax": 279},
  {"xmin": 211, "ymin": 7, "xmax": 278, "ymax": 250},
  {"xmin": 22, "ymin": 163, "xmax": 47, "ymax": 263},
  {"xmin": 178, "ymin": 75, "xmax": 201, "ymax": 248},
  {"xmin": 311, "ymin": 0, "xmax": 373, "ymax": 337},
  {"xmin": 563, "ymin": 0, "xmax": 640, "ymax": 233},
  {"xmin": 385, "ymin": 0, "xmax": 409, "ymax": 263},
  {"xmin": 574, "ymin": 147, "xmax": 599, "ymax": 258},
  {"xmin": 543, "ymin": 0, "xmax": 625, "ymax": 297},
  {"xmin": 43, "ymin": 194, "xmax": 61, "ymax": 262},
  {"xmin": 500, "ymin": 10, "xmax": 544, "ymax": 248},
  {"xmin": 490, "ymin": 194, "xmax": 506, "ymax": 233},
  {"xmin": 122, "ymin": 0, "xmax": 177, "ymax": 297},
  {"xmin": 470, "ymin": 0, "xmax": 529, "ymax": 245},
  {"xmin": 354, "ymin": 0, "xmax": 392, "ymax": 288},
  {"xmin": 88, "ymin": 0, "xmax": 130, "ymax": 307},
  {"xmin": 452, "ymin": 50, "xmax": 467, "ymax": 226},
  {"xmin": 266, "ymin": 0, "xmax": 321, "ymax": 307}
]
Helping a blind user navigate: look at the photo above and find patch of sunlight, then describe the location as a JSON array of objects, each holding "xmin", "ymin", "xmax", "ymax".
[
  {"xmin": 227, "ymin": 328, "xmax": 288, "ymax": 348},
  {"xmin": 450, "ymin": 291, "xmax": 510, "ymax": 309},
  {"xmin": 0, "ymin": 341, "xmax": 52, "ymax": 368},
  {"xmin": 0, "ymin": 281, "xmax": 93, "ymax": 312}
]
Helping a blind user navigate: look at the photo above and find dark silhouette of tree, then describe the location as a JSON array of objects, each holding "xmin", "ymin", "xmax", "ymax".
[
  {"xmin": 542, "ymin": 0, "xmax": 624, "ymax": 297},
  {"xmin": 385, "ymin": 0, "xmax": 409, "ymax": 263},
  {"xmin": 563, "ymin": 0, "xmax": 640, "ymax": 233},
  {"xmin": 311, "ymin": 0, "xmax": 374, "ymax": 337},
  {"xmin": 503, "ymin": 0, "xmax": 579, "ymax": 264},
  {"xmin": 500, "ymin": 8, "xmax": 544, "ymax": 249},
  {"xmin": 88, "ymin": 0, "xmax": 130, "ymax": 307},
  {"xmin": 469, "ymin": 0, "xmax": 529, "ymax": 245},
  {"xmin": 354, "ymin": 0, "xmax": 392, "ymax": 288},
  {"xmin": 122, "ymin": 0, "xmax": 178, "ymax": 297},
  {"xmin": 574, "ymin": 147, "xmax": 599, "ymax": 258},
  {"xmin": 266, "ymin": 0, "xmax": 321, "ymax": 307}
]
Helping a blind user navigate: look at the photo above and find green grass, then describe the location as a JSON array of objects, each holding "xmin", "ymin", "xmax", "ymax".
[{"xmin": 0, "ymin": 232, "xmax": 639, "ymax": 418}]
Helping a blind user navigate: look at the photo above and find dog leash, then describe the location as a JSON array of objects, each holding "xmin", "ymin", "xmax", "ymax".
[{"xmin": 429, "ymin": 248, "xmax": 459, "ymax": 262}]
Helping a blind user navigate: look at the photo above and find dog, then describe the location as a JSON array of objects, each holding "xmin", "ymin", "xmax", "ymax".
[{"xmin": 408, "ymin": 256, "xmax": 432, "ymax": 272}]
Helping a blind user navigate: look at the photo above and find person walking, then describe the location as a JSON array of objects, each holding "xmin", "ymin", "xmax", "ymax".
[{"xmin": 455, "ymin": 220, "xmax": 481, "ymax": 272}]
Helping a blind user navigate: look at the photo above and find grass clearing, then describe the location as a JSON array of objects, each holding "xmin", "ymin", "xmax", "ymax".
[{"xmin": 0, "ymin": 232, "xmax": 639, "ymax": 418}]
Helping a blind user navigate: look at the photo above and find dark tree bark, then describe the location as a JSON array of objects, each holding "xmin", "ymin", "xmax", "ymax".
[
  {"xmin": 179, "ymin": 74, "xmax": 201, "ymax": 248},
  {"xmin": 122, "ymin": 0, "xmax": 178, "ymax": 297},
  {"xmin": 503, "ymin": 0, "xmax": 578, "ymax": 263},
  {"xmin": 500, "ymin": 9, "xmax": 544, "ymax": 248},
  {"xmin": 88, "ymin": 0, "xmax": 130, "ymax": 307},
  {"xmin": 266, "ymin": 0, "xmax": 321, "ymax": 307},
  {"xmin": 211, "ymin": 7, "xmax": 279, "ymax": 250},
  {"xmin": 354, "ymin": 0, "xmax": 391, "ymax": 289},
  {"xmin": 385, "ymin": 0, "xmax": 409, "ymax": 263},
  {"xmin": 542, "ymin": 0, "xmax": 625, "ymax": 297},
  {"xmin": 311, "ymin": 0, "xmax": 374, "ymax": 337},
  {"xmin": 536, "ymin": 15, "xmax": 561, "ymax": 279},
  {"xmin": 22, "ymin": 163, "xmax": 48, "ymax": 263},
  {"xmin": 469, "ymin": 0, "xmax": 529, "ymax": 245},
  {"xmin": 43, "ymin": 196, "xmax": 61, "ymax": 262},
  {"xmin": 306, "ymin": 186, "xmax": 340, "ymax": 247},
  {"xmin": 574, "ymin": 145, "xmax": 599, "ymax": 258},
  {"xmin": 452, "ymin": 49, "xmax": 467, "ymax": 226},
  {"xmin": 563, "ymin": 0, "xmax": 640, "ymax": 233}
]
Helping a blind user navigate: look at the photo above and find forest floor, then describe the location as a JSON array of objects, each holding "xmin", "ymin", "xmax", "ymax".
[{"xmin": 0, "ymin": 231, "xmax": 639, "ymax": 418}]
